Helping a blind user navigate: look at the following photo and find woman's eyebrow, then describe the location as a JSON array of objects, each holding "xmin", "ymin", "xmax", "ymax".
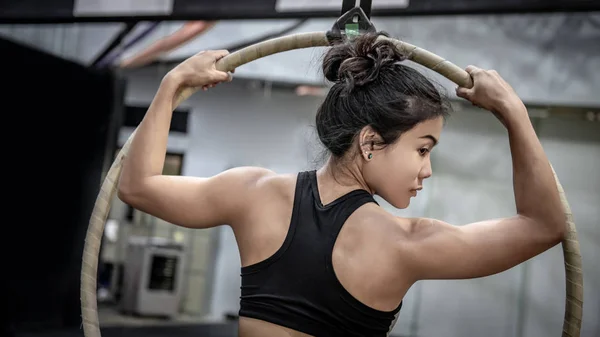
[{"xmin": 420, "ymin": 135, "xmax": 438, "ymax": 146}]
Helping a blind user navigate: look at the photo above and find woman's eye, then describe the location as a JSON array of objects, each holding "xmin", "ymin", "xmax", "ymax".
[{"xmin": 419, "ymin": 148, "xmax": 430, "ymax": 156}]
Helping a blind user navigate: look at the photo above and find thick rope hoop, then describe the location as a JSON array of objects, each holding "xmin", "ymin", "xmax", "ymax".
[{"xmin": 80, "ymin": 31, "xmax": 583, "ymax": 337}]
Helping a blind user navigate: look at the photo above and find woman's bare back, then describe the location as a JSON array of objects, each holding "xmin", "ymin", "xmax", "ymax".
[
  {"xmin": 232, "ymin": 172, "xmax": 410, "ymax": 336},
  {"xmin": 239, "ymin": 316, "xmax": 314, "ymax": 337}
]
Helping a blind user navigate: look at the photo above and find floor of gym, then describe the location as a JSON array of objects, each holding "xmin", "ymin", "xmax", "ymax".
[
  {"xmin": 16, "ymin": 306, "xmax": 239, "ymax": 337},
  {"xmin": 17, "ymin": 324, "xmax": 239, "ymax": 337},
  {"xmin": 15, "ymin": 306, "xmax": 407, "ymax": 337}
]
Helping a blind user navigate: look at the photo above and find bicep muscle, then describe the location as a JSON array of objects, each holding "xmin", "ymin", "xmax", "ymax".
[{"xmin": 404, "ymin": 215, "xmax": 563, "ymax": 281}]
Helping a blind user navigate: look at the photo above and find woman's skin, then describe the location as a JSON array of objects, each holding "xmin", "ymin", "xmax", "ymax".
[{"xmin": 117, "ymin": 50, "xmax": 566, "ymax": 337}]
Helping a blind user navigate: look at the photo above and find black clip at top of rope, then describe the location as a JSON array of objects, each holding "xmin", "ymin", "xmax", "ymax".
[{"xmin": 327, "ymin": 0, "xmax": 376, "ymax": 44}]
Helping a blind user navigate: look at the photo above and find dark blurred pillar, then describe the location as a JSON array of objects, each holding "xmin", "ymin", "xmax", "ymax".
[{"xmin": 1, "ymin": 36, "xmax": 124, "ymax": 334}]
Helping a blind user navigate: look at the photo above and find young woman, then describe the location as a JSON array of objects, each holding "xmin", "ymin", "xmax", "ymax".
[{"xmin": 117, "ymin": 33, "xmax": 566, "ymax": 337}]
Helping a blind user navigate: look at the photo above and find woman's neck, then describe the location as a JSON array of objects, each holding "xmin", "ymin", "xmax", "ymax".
[{"xmin": 317, "ymin": 156, "xmax": 373, "ymax": 195}]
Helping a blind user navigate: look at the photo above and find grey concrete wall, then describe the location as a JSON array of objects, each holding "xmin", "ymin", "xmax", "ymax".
[
  {"xmin": 0, "ymin": 22, "xmax": 124, "ymax": 64},
  {"xmin": 2, "ymin": 12, "xmax": 599, "ymax": 105},
  {"xmin": 123, "ymin": 69, "xmax": 599, "ymax": 336}
]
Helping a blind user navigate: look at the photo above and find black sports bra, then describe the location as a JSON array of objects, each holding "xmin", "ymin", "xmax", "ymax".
[{"xmin": 238, "ymin": 170, "xmax": 402, "ymax": 336}]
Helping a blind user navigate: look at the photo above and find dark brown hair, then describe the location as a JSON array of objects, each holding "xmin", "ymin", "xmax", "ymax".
[{"xmin": 316, "ymin": 31, "xmax": 451, "ymax": 158}]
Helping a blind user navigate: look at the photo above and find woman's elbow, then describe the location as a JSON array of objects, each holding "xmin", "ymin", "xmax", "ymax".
[
  {"xmin": 548, "ymin": 215, "xmax": 568, "ymax": 244},
  {"xmin": 555, "ymin": 219, "xmax": 568, "ymax": 242},
  {"xmin": 117, "ymin": 178, "xmax": 138, "ymax": 204},
  {"xmin": 530, "ymin": 211, "xmax": 567, "ymax": 245}
]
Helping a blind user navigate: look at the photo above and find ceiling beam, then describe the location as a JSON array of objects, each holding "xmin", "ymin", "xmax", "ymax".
[{"xmin": 1, "ymin": 0, "xmax": 599, "ymax": 24}]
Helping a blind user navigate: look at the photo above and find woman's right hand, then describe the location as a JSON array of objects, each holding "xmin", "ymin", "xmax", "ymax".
[
  {"xmin": 456, "ymin": 65, "xmax": 527, "ymax": 126},
  {"xmin": 166, "ymin": 49, "xmax": 233, "ymax": 91}
]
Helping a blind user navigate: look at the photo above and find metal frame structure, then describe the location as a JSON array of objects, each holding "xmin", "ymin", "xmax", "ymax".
[{"xmin": 1, "ymin": 0, "xmax": 599, "ymax": 24}]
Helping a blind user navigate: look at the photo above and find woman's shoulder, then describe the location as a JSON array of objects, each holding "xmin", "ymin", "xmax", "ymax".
[
  {"xmin": 348, "ymin": 202, "xmax": 412, "ymax": 239},
  {"xmin": 226, "ymin": 166, "xmax": 301, "ymax": 199},
  {"xmin": 255, "ymin": 169, "xmax": 302, "ymax": 196}
]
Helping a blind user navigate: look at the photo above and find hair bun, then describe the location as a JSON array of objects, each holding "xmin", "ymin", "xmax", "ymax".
[{"xmin": 323, "ymin": 32, "xmax": 407, "ymax": 89}]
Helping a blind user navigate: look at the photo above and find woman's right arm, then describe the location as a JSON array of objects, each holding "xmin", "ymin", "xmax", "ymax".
[{"xmin": 118, "ymin": 50, "xmax": 272, "ymax": 229}]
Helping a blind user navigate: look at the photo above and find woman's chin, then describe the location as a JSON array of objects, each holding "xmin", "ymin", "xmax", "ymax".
[
  {"xmin": 390, "ymin": 197, "xmax": 411, "ymax": 209},
  {"xmin": 377, "ymin": 193, "xmax": 411, "ymax": 209}
]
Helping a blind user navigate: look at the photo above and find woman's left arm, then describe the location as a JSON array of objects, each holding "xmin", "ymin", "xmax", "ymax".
[
  {"xmin": 398, "ymin": 215, "xmax": 565, "ymax": 281},
  {"xmin": 397, "ymin": 67, "xmax": 567, "ymax": 281}
]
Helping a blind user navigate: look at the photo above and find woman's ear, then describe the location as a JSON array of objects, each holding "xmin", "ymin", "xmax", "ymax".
[{"xmin": 358, "ymin": 125, "xmax": 382, "ymax": 160}]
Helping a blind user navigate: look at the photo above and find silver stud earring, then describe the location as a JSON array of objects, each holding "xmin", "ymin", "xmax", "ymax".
[{"xmin": 367, "ymin": 153, "xmax": 373, "ymax": 160}]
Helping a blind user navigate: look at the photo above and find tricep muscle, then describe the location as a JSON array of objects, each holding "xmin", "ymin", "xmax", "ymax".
[
  {"xmin": 403, "ymin": 216, "xmax": 564, "ymax": 281},
  {"xmin": 117, "ymin": 166, "xmax": 273, "ymax": 229}
]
